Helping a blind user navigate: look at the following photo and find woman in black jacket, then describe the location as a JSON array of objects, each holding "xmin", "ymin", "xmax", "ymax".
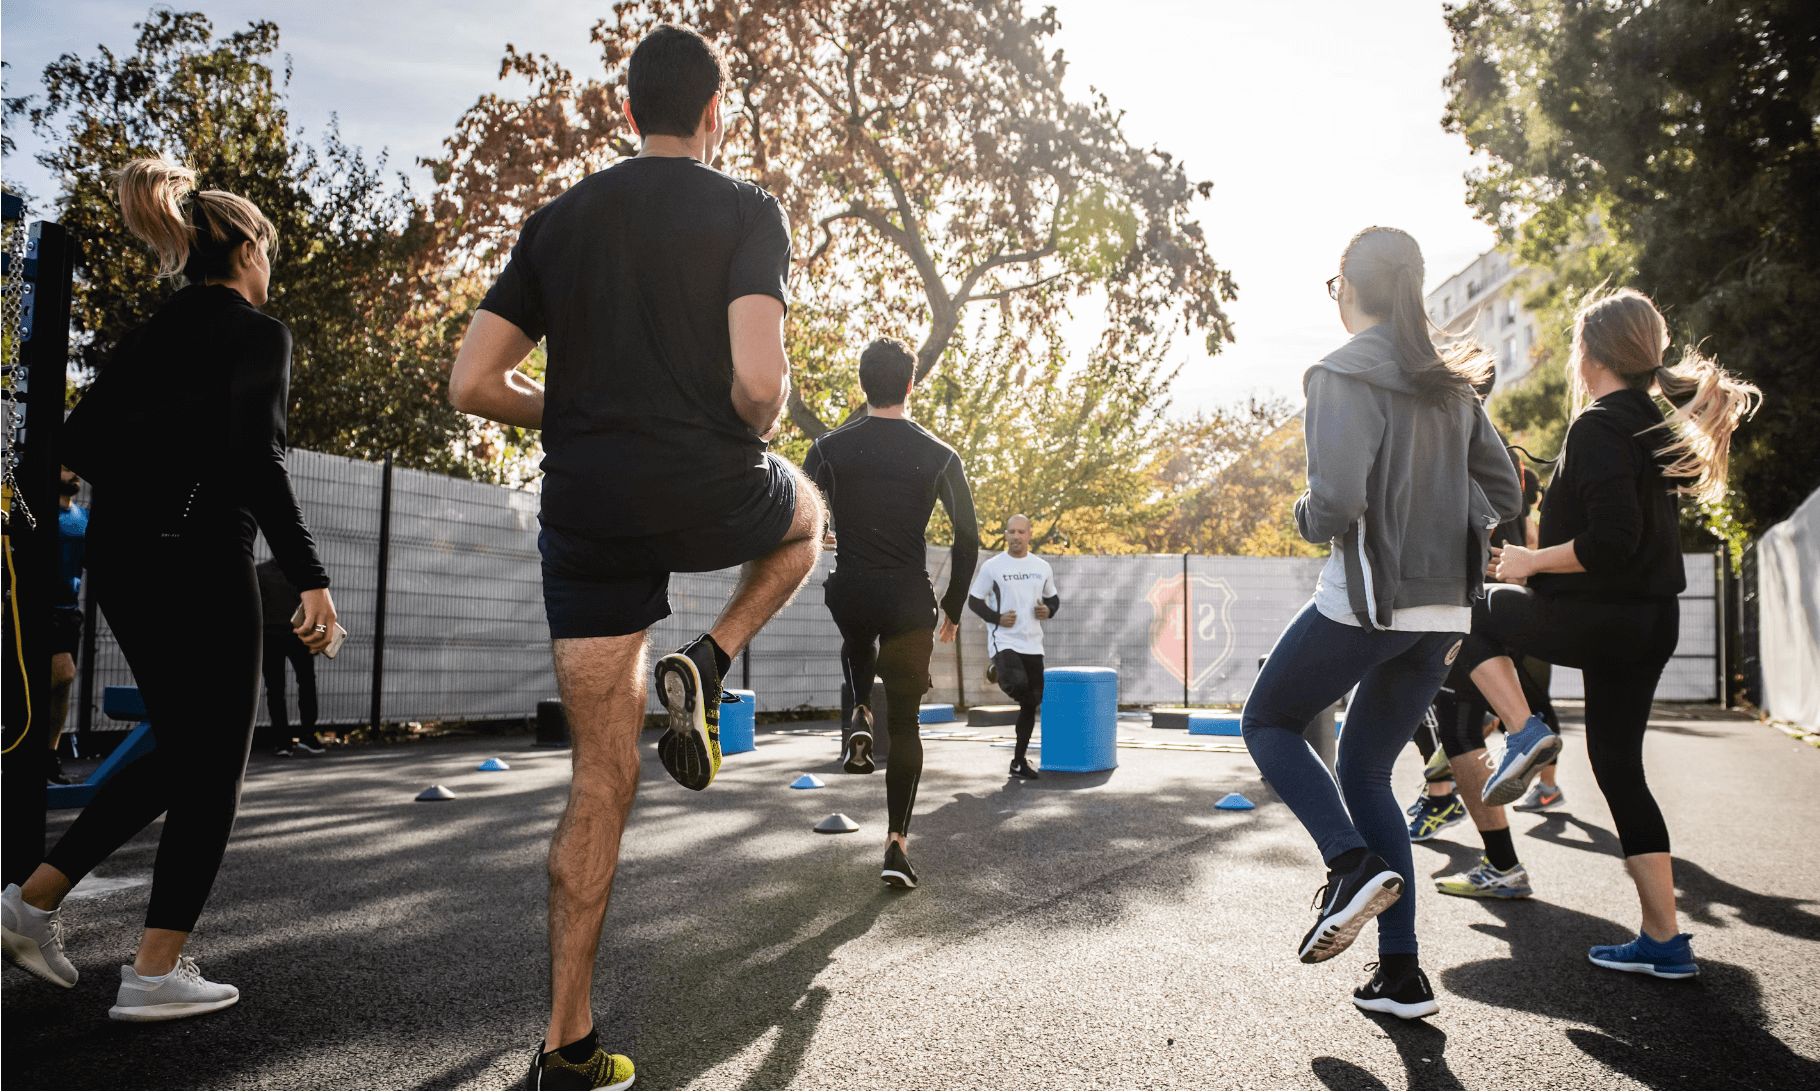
[
  {"xmin": 1461, "ymin": 287, "xmax": 1758, "ymax": 980},
  {"xmin": 0, "ymin": 157, "xmax": 336, "ymax": 1021}
]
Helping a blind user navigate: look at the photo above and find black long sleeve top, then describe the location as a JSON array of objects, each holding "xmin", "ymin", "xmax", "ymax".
[
  {"xmin": 62, "ymin": 284, "xmax": 329, "ymax": 591},
  {"xmin": 802, "ymin": 415, "xmax": 980, "ymax": 622},
  {"xmin": 1530, "ymin": 388, "xmax": 1685, "ymax": 602}
]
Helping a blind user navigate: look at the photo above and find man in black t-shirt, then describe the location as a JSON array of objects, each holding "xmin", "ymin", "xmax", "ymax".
[
  {"xmin": 448, "ymin": 25, "xmax": 823, "ymax": 1089},
  {"xmin": 803, "ymin": 338, "xmax": 980, "ymax": 890}
]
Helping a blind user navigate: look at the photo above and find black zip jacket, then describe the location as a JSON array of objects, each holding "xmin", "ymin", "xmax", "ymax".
[
  {"xmin": 1531, "ymin": 388, "xmax": 1685, "ymax": 601},
  {"xmin": 62, "ymin": 284, "xmax": 329, "ymax": 591}
]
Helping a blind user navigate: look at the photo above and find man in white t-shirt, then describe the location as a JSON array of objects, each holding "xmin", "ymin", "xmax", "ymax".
[{"xmin": 967, "ymin": 513, "xmax": 1060, "ymax": 779}]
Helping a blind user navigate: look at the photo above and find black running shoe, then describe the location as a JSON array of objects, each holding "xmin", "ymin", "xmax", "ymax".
[
  {"xmin": 1008, "ymin": 756, "xmax": 1039, "ymax": 780},
  {"xmin": 524, "ymin": 1041, "xmax": 635, "ymax": 1089},
  {"xmin": 881, "ymin": 841, "xmax": 918, "ymax": 889},
  {"xmin": 654, "ymin": 634, "xmax": 723, "ymax": 792},
  {"xmin": 1298, "ymin": 852, "xmax": 1403, "ymax": 964},
  {"xmin": 1352, "ymin": 962, "xmax": 1439, "ymax": 1019},
  {"xmin": 843, "ymin": 706, "xmax": 876, "ymax": 774}
]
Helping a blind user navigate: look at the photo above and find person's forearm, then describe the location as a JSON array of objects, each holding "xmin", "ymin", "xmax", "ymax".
[
  {"xmin": 453, "ymin": 368, "xmax": 544, "ymax": 429},
  {"xmin": 1531, "ymin": 541, "xmax": 1586, "ymax": 574},
  {"xmin": 967, "ymin": 594, "xmax": 1000, "ymax": 626},
  {"xmin": 731, "ymin": 375, "xmax": 786, "ymax": 437}
]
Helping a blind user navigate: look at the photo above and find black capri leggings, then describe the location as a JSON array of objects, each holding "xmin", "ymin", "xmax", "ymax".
[
  {"xmin": 44, "ymin": 539, "xmax": 263, "ymax": 932},
  {"xmin": 826, "ymin": 569, "xmax": 936, "ymax": 837},
  {"xmin": 1432, "ymin": 658, "xmax": 1559, "ymax": 761},
  {"xmin": 1459, "ymin": 585, "xmax": 1679, "ymax": 856}
]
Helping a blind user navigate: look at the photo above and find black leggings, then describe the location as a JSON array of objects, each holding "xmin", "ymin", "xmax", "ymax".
[
  {"xmin": 1433, "ymin": 658, "xmax": 1559, "ymax": 760},
  {"xmin": 826, "ymin": 570, "xmax": 936, "ymax": 837},
  {"xmin": 44, "ymin": 542, "xmax": 262, "ymax": 932},
  {"xmin": 261, "ymin": 629, "xmax": 317, "ymax": 736},
  {"xmin": 992, "ymin": 650, "xmax": 1045, "ymax": 759},
  {"xmin": 1459, "ymin": 586, "xmax": 1679, "ymax": 856}
]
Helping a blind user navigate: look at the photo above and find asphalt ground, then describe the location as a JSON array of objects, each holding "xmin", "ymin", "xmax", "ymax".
[{"xmin": 5, "ymin": 702, "xmax": 1817, "ymax": 1090}]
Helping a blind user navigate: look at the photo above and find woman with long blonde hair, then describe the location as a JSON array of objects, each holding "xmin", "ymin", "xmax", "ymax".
[
  {"xmin": 1461, "ymin": 286, "xmax": 1759, "ymax": 979},
  {"xmin": 0, "ymin": 157, "xmax": 337, "ymax": 1020}
]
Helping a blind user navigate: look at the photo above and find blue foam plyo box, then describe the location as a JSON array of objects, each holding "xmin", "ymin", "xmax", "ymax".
[
  {"xmin": 918, "ymin": 703, "xmax": 956, "ymax": 724},
  {"xmin": 720, "ymin": 689, "xmax": 756, "ymax": 754},
  {"xmin": 1038, "ymin": 667, "xmax": 1118, "ymax": 772},
  {"xmin": 1188, "ymin": 712, "xmax": 1244, "ymax": 737}
]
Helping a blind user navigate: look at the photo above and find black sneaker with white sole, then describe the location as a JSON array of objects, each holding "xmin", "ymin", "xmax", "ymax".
[
  {"xmin": 1008, "ymin": 756, "xmax": 1039, "ymax": 780},
  {"xmin": 654, "ymin": 634, "xmax": 725, "ymax": 792},
  {"xmin": 881, "ymin": 842, "xmax": 918, "ymax": 889},
  {"xmin": 1298, "ymin": 852, "xmax": 1404, "ymax": 964},
  {"xmin": 843, "ymin": 706, "xmax": 876, "ymax": 774},
  {"xmin": 1352, "ymin": 962, "xmax": 1439, "ymax": 1019}
]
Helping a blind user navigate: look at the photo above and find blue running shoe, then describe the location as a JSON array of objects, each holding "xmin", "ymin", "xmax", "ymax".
[
  {"xmin": 1481, "ymin": 715, "xmax": 1562, "ymax": 807},
  {"xmin": 1589, "ymin": 932, "xmax": 1699, "ymax": 979}
]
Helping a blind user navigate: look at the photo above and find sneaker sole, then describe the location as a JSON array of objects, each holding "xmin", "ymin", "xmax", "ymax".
[
  {"xmin": 1482, "ymin": 733, "xmax": 1563, "ymax": 807},
  {"xmin": 1434, "ymin": 883, "xmax": 1532, "ymax": 899},
  {"xmin": 844, "ymin": 731, "xmax": 876, "ymax": 775},
  {"xmin": 1, "ymin": 926, "xmax": 77, "ymax": 989},
  {"xmin": 1408, "ymin": 811, "xmax": 1466, "ymax": 842},
  {"xmin": 880, "ymin": 868, "xmax": 917, "ymax": 890},
  {"xmin": 108, "ymin": 993, "xmax": 240, "ymax": 1022},
  {"xmin": 655, "ymin": 655, "xmax": 716, "ymax": 791},
  {"xmin": 1588, "ymin": 954, "xmax": 1698, "ymax": 979},
  {"xmin": 1299, "ymin": 870, "xmax": 1404, "ymax": 964},
  {"xmin": 1353, "ymin": 994, "xmax": 1440, "ymax": 1019},
  {"xmin": 1512, "ymin": 794, "xmax": 1566, "ymax": 813}
]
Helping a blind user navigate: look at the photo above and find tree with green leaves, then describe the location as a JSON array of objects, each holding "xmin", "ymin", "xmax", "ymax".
[
  {"xmin": 1444, "ymin": 0, "xmax": 1820, "ymax": 532},
  {"xmin": 7, "ymin": 9, "xmax": 481, "ymax": 475}
]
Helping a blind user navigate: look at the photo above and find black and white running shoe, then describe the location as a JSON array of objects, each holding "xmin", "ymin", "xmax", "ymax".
[
  {"xmin": 654, "ymin": 634, "xmax": 724, "ymax": 792},
  {"xmin": 1352, "ymin": 962, "xmax": 1439, "ymax": 1019},
  {"xmin": 881, "ymin": 842, "xmax": 918, "ymax": 889},
  {"xmin": 843, "ymin": 706, "xmax": 876, "ymax": 774},
  {"xmin": 1008, "ymin": 756, "xmax": 1039, "ymax": 780},
  {"xmin": 1298, "ymin": 852, "xmax": 1404, "ymax": 964}
]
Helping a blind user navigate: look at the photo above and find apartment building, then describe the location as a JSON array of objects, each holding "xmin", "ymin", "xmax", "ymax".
[{"xmin": 1425, "ymin": 249, "xmax": 1544, "ymax": 393}]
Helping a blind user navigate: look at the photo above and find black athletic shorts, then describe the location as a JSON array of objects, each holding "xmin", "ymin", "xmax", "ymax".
[
  {"xmin": 540, "ymin": 452, "xmax": 798, "ymax": 640},
  {"xmin": 49, "ymin": 607, "xmax": 82, "ymax": 657}
]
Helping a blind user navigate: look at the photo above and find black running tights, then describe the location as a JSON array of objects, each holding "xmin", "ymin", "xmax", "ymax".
[
  {"xmin": 44, "ymin": 542, "xmax": 263, "ymax": 931},
  {"xmin": 1459, "ymin": 585, "xmax": 1679, "ymax": 856},
  {"xmin": 262, "ymin": 629, "xmax": 318, "ymax": 735},
  {"xmin": 826, "ymin": 572, "xmax": 936, "ymax": 836}
]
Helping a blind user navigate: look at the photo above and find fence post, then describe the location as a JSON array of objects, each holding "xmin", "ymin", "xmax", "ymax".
[
  {"xmin": 368, "ymin": 452, "xmax": 393, "ymax": 733},
  {"xmin": 75, "ymin": 571, "xmax": 98, "ymax": 747},
  {"xmin": 1714, "ymin": 546, "xmax": 1727, "ymax": 708},
  {"xmin": 1182, "ymin": 552, "xmax": 1190, "ymax": 707}
]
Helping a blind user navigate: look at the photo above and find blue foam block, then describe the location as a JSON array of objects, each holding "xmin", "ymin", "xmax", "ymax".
[
  {"xmin": 790, "ymin": 774, "xmax": 825, "ymax": 789},
  {"xmin": 477, "ymin": 757, "xmax": 511, "ymax": 771},
  {"xmin": 1215, "ymin": 792, "xmax": 1256, "ymax": 811},
  {"xmin": 1187, "ymin": 712, "xmax": 1244, "ymax": 737},
  {"xmin": 918, "ymin": 703, "xmax": 956, "ymax": 724},
  {"xmin": 1038, "ymin": 667, "xmax": 1119, "ymax": 772}
]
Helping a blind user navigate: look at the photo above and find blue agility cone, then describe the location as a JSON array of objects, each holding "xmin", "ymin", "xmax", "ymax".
[
  {"xmin": 477, "ymin": 757, "xmax": 510, "ymax": 771},
  {"xmin": 790, "ymin": 774, "xmax": 826, "ymax": 789},
  {"xmin": 1214, "ymin": 792, "xmax": 1255, "ymax": 811}
]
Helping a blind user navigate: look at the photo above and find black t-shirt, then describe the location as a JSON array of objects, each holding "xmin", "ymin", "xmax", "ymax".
[
  {"xmin": 479, "ymin": 156, "xmax": 791, "ymax": 536},
  {"xmin": 803, "ymin": 416, "xmax": 981, "ymax": 623}
]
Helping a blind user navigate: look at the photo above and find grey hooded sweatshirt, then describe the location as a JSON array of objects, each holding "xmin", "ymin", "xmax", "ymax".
[{"xmin": 1295, "ymin": 323, "xmax": 1523, "ymax": 631}]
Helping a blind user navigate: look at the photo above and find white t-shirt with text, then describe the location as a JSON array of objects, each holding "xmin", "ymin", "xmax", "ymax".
[{"xmin": 969, "ymin": 551, "xmax": 1058, "ymax": 656}]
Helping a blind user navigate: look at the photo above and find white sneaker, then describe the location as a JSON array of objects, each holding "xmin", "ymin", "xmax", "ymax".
[
  {"xmin": 109, "ymin": 955, "xmax": 240, "ymax": 1021},
  {"xmin": 1, "ymin": 883, "xmax": 78, "ymax": 988}
]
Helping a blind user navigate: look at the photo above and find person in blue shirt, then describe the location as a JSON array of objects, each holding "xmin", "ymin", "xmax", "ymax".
[{"xmin": 47, "ymin": 467, "xmax": 87, "ymax": 784}]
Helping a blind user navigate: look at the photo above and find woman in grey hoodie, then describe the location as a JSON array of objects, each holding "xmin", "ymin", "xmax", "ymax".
[{"xmin": 1241, "ymin": 226, "xmax": 1521, "ymax": 1019}]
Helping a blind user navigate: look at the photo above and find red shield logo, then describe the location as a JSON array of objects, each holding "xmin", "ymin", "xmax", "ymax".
[{"xmin": 1147, "ymin": 574, "xmax": 1237, "ymax": 688}]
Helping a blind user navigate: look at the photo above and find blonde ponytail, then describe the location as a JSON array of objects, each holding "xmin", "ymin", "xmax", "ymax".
[
  {"xmin": 1571, "ymin": 287, "xmax": 1761, "ymax": 504},
  {"xmin": 110, "ymin": 156, "xmax": 198, "ymax": 278},
  {"xmin": 107, "ymin": 155, "xmax": 275, "ymax": 282}
]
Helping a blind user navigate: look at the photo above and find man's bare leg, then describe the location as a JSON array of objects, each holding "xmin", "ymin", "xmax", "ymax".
[
  {"xmin": 545, "ymin": 632, "xmax": 647, "ymax": 1053},
  {"xmin": 705, "ymin": 464, "xmax": 825, "ymax": 658},
  {"xmin": 1447, "ymin": 747, "xmax": 1509, "ymax": 836},
  {"xmin": 1469, "ymin": 656, "xmax": 1533, "ymax": 735}
]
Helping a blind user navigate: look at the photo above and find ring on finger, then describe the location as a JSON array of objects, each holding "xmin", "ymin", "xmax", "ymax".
[{"xmin": 314, "ymin": 623, "xmax": 328, "ymax": 633}]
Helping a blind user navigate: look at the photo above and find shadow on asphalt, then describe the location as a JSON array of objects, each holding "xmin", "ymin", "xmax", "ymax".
[
  {"xmin": 1672, "ymin": 858, "xmax": 1820, "ymax": 943},
  {"xmin": 1441, "ymin": 899, "xmax": 1820, "ymax": 1090},
  {"xmin": 1522, "ymin": 812, "xmax": 1623, "ymax": 855},
  {"xmin": 1311, "ymin": 1012, "xmax": 1465, "ymax": 1090}
]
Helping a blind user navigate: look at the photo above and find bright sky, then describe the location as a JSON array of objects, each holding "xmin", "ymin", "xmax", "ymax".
[{"xmin": 2, "ymin": 0, "xmax": 1497, "ymax": 411}]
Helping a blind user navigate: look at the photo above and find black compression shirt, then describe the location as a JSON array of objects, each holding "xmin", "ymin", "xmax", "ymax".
[
  {"xmin": 62, "ymin": 284, "xmax": 328, "ymax": 590},
  {"xmin": 803, "ymin": 415, "xmax": 980, "ymax": 622}
]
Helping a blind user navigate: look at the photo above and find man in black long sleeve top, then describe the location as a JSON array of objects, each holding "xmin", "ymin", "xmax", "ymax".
[{"xmin": 802, "ymin": 337, "xmax": 980, "ymax": 890}]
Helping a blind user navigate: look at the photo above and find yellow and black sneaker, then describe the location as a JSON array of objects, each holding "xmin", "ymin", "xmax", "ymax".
[
  {"xmin": 655, "ymin": 634, "xmax": 725, "ymax": 792},
  {"xmin": 526, "ymin": 1037, "xmax": 635, "ymax": 1090}
]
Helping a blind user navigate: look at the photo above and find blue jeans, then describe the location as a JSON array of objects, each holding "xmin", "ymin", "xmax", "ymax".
[{"xmin": 1241, "ymin": 601, "xmax": 1463, "ymax": 955}]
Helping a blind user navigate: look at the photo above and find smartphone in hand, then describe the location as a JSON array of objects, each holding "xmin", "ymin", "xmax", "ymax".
[{"xmin": 290, "ymin": 605, "xmax": 349, "ymax": 659}]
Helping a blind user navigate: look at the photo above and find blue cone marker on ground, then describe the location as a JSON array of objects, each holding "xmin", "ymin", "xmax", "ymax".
[
  {"xmin": 477, "ymin": 757, "xmax": 510, "ymax": 771},
  {"xmin": 790, "ymin": 774, "xmax": 825, "ymax": 789},
  {"xmin": 1215, "ymin": 792, "xmax": 1255, "ymax": 811},
  {"xmin": 416, "ymin": 785, "xmax": 456, "ymax": 802}
]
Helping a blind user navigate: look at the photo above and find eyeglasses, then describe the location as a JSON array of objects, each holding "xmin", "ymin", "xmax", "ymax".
[{"xmin": 1326, "ymin": 274, "xmax": 1343, "ymax": 301}]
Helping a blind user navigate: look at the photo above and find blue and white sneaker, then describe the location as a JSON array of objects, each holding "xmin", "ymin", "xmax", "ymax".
[
  {"xmin": 1480, "ymin": 716, "xmax": 1562, "ymax": 807},
  {"xmin": 1589, "ymin": 932, "xmax": 1699, "ymax": 979}
]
